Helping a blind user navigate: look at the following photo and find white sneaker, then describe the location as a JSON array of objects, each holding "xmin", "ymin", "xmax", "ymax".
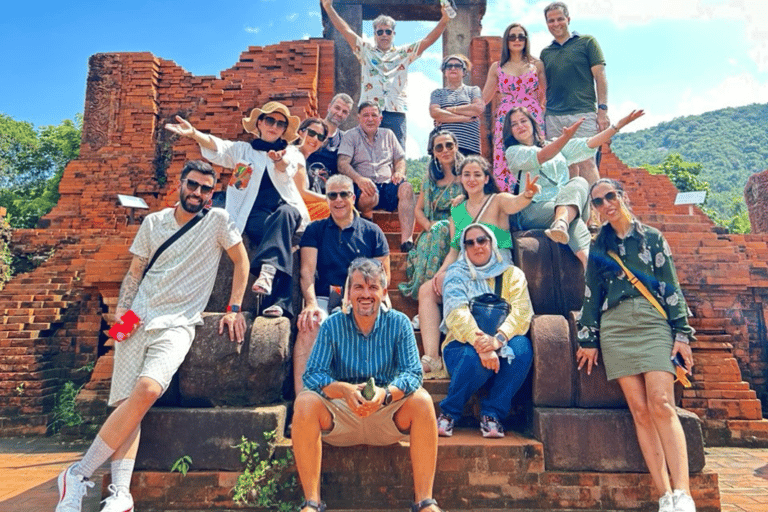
[
  {"xmin": 100, "ymin": 483, "xmax": 134, "ymax": 512},
  {"xmin": 55, "ymin": 464, "xmax": 95, "ymax": 512},
  {"xmin": 411, "ymin": 314, "xmax": 420, "ymax": 330},
  {"xmin": 673, "ymin": 489, "xmax": 696, "ymax": 512},
  {"xmin": 658, "ymin": 491, "xmax": 675, "ymax": 512}
]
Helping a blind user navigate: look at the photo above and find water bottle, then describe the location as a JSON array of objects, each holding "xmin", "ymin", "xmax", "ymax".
[{"xmin": 440, "ymin": 0, "xmax": 457, "ymax": 18}]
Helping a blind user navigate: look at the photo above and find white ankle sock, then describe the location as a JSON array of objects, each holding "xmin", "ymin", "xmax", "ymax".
[
  {"xmin": 73, "ymin": 435, "xmax": 115, "ymax": 478},
  {"xmin": 110, "ymin": 458, "xmax": 135, "ymax": 493}
]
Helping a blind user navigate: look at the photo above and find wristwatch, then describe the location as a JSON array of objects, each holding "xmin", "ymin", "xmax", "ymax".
[
  {"xmin": 226, "ymin": 304, "xmax": 241, "ymax": 313},
  {"xmin": 494, "ymin": 332, "xmax": 508, "ymax": 347},
  {"xmin": 598, "ymin": 104, "xmax": 608, "ymax": 111},
  {"xmin": 383, "ymin": 388, "xmax": 393, "ymax": 406}
]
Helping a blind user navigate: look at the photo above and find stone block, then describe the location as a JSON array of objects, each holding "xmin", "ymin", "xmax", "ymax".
[
  {"xmin": 135, "ymin": 405, "xmax": 287, "ymax": 471},
  {"xmin": 513, "ymin": 229, "xmax": 585, "ymax": 316},
  {"xmin": 530, "ymin": 314, "xmax": 574, "ymax": 407},
  {"xmin": 533, "ymin": 407, "xmax": 706, "ymax": 473},
  {"xmin": 178, "ymin": 314, "xmax": 291, "ymax": 406}
]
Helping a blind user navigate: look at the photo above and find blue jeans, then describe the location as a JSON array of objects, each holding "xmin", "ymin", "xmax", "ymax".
[{"xmin": 439, "ymin": 336, "xmax": 533, "ymax": 422}]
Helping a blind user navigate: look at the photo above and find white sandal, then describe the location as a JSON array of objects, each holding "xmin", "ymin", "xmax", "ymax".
[
  {"xmin": 545, "ymin": 218, "xmax": 570, "ymax": 245},
  {"xmin": 252, "ymin": 264, "xmax": 276, "ymax": 295},
  {"xmin": 421, "ymin": 354, "xmax": 443, "ymax": 374},
  {"xmin": 262, "ymin": 305, "xmax": 283, "ymax": 318}
]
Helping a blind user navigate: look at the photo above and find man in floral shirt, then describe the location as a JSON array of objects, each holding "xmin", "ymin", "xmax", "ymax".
[{"xmin": 321, "ymin": 0, "xmax": 450, "ymax": 150}]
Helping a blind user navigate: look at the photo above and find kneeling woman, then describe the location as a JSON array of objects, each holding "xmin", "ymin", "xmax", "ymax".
[
  {"xmin": 576, "ymin": 179, "xmax": 696, "ymax": 512},
  {"xmin": 437, "ymin": 223, "xmax": 533, "ymax": 438}
]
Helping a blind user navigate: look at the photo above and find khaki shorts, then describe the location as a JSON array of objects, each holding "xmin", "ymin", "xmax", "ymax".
[
  {"xmin": 300, "ymin": 389, "xmax": 410, "ymax": 446},
  {"xmin": 109, "ymin": 324, "xmax": 195, "ymax": 406},
  {"xmin": 545, "ymin": 112, "xmax": 599, "ymax": 140}
]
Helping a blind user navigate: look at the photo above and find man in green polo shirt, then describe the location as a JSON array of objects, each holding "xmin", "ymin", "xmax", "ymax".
[{"xmin": 540, "ymin": 1, "xmax": 609, "ymax": 186}]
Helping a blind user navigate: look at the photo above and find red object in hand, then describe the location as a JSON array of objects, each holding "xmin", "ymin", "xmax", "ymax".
[{"xmin": 108, "ymin": 310, "xmax": 140, "ymax": 342}]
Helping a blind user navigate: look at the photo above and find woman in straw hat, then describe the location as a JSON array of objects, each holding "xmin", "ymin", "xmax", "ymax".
[{"xmin": 166, "ymin": 101, "xmax": 308, "ymax": 318}]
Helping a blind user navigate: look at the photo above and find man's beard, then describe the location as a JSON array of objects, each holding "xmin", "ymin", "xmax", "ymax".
[{"xmin": 180, "ymin": 194, "xmax": 205, "ymax": 213}]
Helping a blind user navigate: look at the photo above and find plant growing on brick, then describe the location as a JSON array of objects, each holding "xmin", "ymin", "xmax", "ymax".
[
  {"xmin": 49, "ymin": 381, "xmax": 84, "ymax": 433},
  {"xmin": 170, "ymin": 455, "xmax": 192, "ymax": 476},
  {"xmin": 231, "ymin": 431, "xmax": 296, "ymax": 511}
]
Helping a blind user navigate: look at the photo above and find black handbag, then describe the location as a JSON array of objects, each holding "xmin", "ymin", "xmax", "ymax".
[{"xmin": 469, "ymin": 274, "xmax": 510, "ymax": 335}]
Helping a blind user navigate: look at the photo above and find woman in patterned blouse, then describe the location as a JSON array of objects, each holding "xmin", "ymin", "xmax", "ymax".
[{"xmin": 576, "ymin": 178, "xmax": 697, "ymax": 512}]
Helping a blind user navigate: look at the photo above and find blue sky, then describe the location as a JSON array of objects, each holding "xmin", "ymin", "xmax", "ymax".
[{"xmin": 2, "ymin": 0, "xmax": 767, "ymax": 158}]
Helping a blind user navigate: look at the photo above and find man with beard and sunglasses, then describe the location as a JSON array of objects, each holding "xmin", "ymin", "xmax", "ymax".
[
  {"xmin": 293, "ymin": 174, "xmax": 390, "ymax": 394},
  {"xmin": 306, "ymin": 93, "xmax": 354, "ymax": 182},
  {"xmin": 54, "ymin": 160, "xmax": 249, "ymax": 512},
  {"xmin": 321, "ymin": 0, "xmax": 451, "ymax": 150}
]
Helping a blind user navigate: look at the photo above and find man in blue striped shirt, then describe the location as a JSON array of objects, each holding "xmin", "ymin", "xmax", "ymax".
[{"xmin": 292, "ymin": 258, "xmax": 443, "ymax": 512}]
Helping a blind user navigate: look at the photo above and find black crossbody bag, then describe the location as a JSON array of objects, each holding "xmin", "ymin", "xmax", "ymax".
[
  {"xmin": 142, "ymin": 208, "xmax": 210, "ymax": 278},
  {"xmin": 469, "ymin": 274, "xmax": 510, "ymax": 335}
]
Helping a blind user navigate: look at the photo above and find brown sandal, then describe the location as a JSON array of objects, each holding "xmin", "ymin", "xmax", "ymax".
[{"xmin": 545, "ymin": 218, "xmax": 570, "ymax": 245}]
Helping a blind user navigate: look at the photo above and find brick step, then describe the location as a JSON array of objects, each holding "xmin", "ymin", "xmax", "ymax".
[{"xmin": 682, "ymin": 389, "xmax": 757, "ymax": 400}]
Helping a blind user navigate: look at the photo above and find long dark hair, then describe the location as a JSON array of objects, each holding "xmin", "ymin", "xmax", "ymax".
[
  {"xmin": 502, "ymin": 107, "xmax": 545, "ymax": 149},
  {"xmin": 500, "ymin": 23, "xmax": 533, "ymax": 67},
  {"xmin": 426, "ymin": 129, "xmax": 463, "ymax": 182},
  {"xmin": 458, "ymin": 155, "xmax": 500, "ymax": 195},
  {"xmin": 590, "ymin": 178, "xmax": 645, "ymax": 255},
  {"xmin": 295, "ymin": 117, "xmax": 328, "ymax": 146}
]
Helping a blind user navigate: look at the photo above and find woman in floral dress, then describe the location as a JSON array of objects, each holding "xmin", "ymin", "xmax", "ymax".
[{"xmin": 482, "ymin": 22, "xmax": 546, "ymax": 192}]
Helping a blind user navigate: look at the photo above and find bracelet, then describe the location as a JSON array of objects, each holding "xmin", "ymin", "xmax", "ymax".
[{"xmin": 610, "ymin": 124, "xmax": 620, "ymax": 133}]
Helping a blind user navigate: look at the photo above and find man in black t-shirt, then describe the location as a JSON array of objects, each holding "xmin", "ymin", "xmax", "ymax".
[
  {"xmin": 306, "ymin": 93, "xmax": 354, "ymax": 187},
  {"xmin": 293, "ymin": 174, "xmax": 390, "ymax": 392}
]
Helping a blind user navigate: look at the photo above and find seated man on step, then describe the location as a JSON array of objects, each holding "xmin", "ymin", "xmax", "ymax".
[{"xmin": 292, "ymin": 258, "xmax": 444, "ymax": 512}]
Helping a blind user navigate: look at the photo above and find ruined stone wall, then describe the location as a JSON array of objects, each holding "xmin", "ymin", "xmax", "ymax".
[{"xmin": 745, "ymin": 168, "xmax": 768, "ymax": 234}]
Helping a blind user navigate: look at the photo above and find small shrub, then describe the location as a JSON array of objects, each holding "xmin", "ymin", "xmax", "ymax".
[
  {"xmin": 231, "ymin": 431, "xmax": 297, "ymax": 511},
  {"xmin": 171, "ymin": 455, "xmax": 193, "ymax": 476}
]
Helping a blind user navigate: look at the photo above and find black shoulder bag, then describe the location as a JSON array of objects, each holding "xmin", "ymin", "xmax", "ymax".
[
  {"xmin": 469, "ymin": 273, "xmax": 510, "ymax": 335},
  {"xmin": 142, "ymin": 208, "xmax": 210, "ymax": 278}
]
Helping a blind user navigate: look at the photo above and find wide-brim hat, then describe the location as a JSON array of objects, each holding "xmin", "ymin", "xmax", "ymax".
[{"xmin": 242, "ymin": 101, "xmax": 300, "ymax": 143}]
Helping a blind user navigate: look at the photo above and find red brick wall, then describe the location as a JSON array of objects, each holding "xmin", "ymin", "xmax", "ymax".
[{"xmin": 745, "ymin": 168, "xmax": 768, "ymax": 234}]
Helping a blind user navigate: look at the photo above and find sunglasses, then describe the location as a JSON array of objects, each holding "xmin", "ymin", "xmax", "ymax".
[
  {"xmin": 327, "ymin": 190, "xmax": 353, "ymax": 200},
  {"xmin": 507, "ymin": 34, "xmax": 527, "ymax": 41},
  {"xmin": 444, "ymin": 63, "xmax": 464, "ymax": 70},
  {"xmin": 184, "ymin": 178, "xmax": 214, "ymax": 194},
  {"xmin": 376, "ymin": 29, "xmax": 393, "ymax": 36},
  {"xmin": 262, "ymin": 115, "xmax": 288, "ymax": 130},
  {"xmin": 305, "ymin": 128, "xmax": 326, "ymax": 142},
  {"xmin": 433, "ymin": 141, "xmax": 455, "ymax": 153},
  {"xmin": 463, "ymin": 235, "xmax": 490, "ymax": 247},
  {"xmin": 591, "ymin": 191, "xmax": 619, "ymax": 207}
]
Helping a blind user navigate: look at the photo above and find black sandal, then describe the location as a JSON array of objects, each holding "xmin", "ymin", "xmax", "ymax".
[
  {"xmin": 411, "ymin": 498, "xmax": 444, "ymax": 512},
  {"xmin": 300, "ymin": 499, "xmax": 326, "ymax": 512}
]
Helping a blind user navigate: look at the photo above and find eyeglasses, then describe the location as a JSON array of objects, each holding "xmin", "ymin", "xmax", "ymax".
[
  {"xmin": 262, "ymin": 115, "xmax": 288, "ymax": 130},
  {"xmin": 591, "ymin": 191, "xmax": 619, "ymax": 207},
  {"xmin": 184, "ymin": 178, "xmax": 214, "ymax": 195},
  {"xmin": 433, "ymin": 141, "xmax": 455, "ymax": 153},
  {"xmin": 376, "ymin": 29, "xmax": 393, "ymax": 36},
  {"xmin": 306, "ymin": 128, "xmax": 326, "ymax": 142},
  {"xmin": 327, "ymin": 190, "xmax": 353, "ymax": 200},
  {"xmin": 507, "ymin": 34, "xmax": 527, "ymax": 41},
  {"xmin": 444, "ymin": 63, "xmax": 464, "ymax": 70},
  {"xmin": 463, "ymin": 235, "xmax": 490, "ymax": 247}
]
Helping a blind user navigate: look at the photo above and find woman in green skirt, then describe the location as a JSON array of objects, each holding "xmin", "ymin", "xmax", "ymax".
[{"xmin": 576, "ymin": 178, "xmax": 697, "ymax": 512}]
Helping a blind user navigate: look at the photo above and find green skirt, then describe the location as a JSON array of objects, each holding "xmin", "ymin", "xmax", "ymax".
[{"xmin": 600, "ymin": 297, "xmax": 675, "ymax": 381}]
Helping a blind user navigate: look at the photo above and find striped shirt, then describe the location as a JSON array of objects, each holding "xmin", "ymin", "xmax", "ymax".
[
  {"xmin": 430, "ymin": 85, "xmax": 482, "ymax": 154},
  {"xmin": 303, "ymin": 307, "xmax": 422, "ymax": 396}
]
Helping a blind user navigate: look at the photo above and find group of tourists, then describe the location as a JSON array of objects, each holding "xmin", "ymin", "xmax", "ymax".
[{"xmin": 54, "ymin": 2, "xmax": 698, "ymax": 512}]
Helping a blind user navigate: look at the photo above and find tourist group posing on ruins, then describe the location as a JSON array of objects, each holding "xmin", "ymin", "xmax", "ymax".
[{"xmin": 55, "ymin": 3, "xmax": 698, "ymax": 512}]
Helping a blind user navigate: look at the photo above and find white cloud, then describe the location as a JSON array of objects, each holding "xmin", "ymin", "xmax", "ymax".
[
  {"xmin": 245, "ymin": 26, "xmax": 260, "ymax": 34},
  {"xmin": 405, "ymin": 71, "xmax": 442, "ymax": 158},
  {"xmin": 676, "ymin": 73, "xmax": 768, "ymax": 116},
  {"xmin": 308, "ymin": 10, "xmax": 321, "ymax": 19},
  {"xmin": 420, "ymin": 50, "xmax": 443, "ymax": 65},
  {"xmin": 287, "ymin": 13, "xmax": 299, "ymax": 22},
  {"xmin": 302, "ymin": 33, "xmax": 311, "ymax": 40}
]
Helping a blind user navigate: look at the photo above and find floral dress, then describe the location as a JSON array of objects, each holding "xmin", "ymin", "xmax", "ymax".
[
  {"xmin": 397, "ymin": 178, "xmax": 464, "ymax": 299},
  {"xmin": 492, "ymin": 67, "xmax": 544, "ymax": 193}
]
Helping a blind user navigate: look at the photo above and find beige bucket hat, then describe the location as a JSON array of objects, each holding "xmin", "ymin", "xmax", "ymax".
[{"xmin": 242, "ymin": 101, "xmax": 300, "ymax": 142}]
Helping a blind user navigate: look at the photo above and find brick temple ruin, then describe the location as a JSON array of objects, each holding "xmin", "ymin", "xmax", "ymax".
[{"xmin": 1, "ymin": 1, "xmax": 767, "ymax": 510}]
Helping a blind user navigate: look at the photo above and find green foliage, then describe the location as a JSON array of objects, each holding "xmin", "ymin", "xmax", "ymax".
[
  {"xmin": 49, "ymin": 381, "xmax": 84, "ymax": 433},
  {"xmin": 645, "ymin": 154, "xmax": 710, "ymax": 194},
  {"xmin": 170, "ymin": 455, "xmax": 193, "ymax": 476},
  {"xmin": 0, "ymin": 114, "xmax": 82, "ymax": 228},
  {"xmin": 231, "ymin": 431, "xmax": 296, "ymax": 511},
  {"xmin": 406, "ymin": 156, "xmax": 429, "ymax": 195},
  {"xmin": 611, "ymin": 103, "xmax": 768, "ymax": 224},
  {"xmin": 702, "ymin": 193, "xmax": 751, "ymax": 234}
]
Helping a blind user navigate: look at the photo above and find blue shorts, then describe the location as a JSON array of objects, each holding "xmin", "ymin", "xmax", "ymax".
[
  {"xmin": 354, "ymin": 181, "xmax": 401, "ymax": 212},
  {"xmin": 380, "ymin": 111, "xmax": 407, "ymax": 150}
]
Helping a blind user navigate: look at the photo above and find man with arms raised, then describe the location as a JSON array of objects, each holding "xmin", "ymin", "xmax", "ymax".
[
  {"xmin": 293, "ymin": 174, "xmax": 390, "ymax": 393},
  {"xmin": 292, "ymin": 258, "xmax": 443, "ymax": 512},
  {"xmin": 55, "ymin": 161, "xmax": 249, "ymax": 512},
  {"xmin": 338, "ymin": 101, "xmax": 415, "ymax": 252}
]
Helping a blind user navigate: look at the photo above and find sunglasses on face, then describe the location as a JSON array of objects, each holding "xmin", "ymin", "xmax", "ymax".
[
  {"xmin": 433, "ymin": 141, "xmax": 455, "ymax": 153},
  {"xmin": 184, "ymin": 178, "xmax": 214, "ymax": 195},
  {"xmin": 262, "ymin": 115, "xmax": 288, "ymax": 130},
  {"xmin": 327, "ymin": 190, "xmax": 353, "ymax": 200},
  {"xmin": 376, "ymin": 29, "xmax": 393, "ymax": 36},
  {"xmin": 305, "ymin": 128, "xmax": 326, "ymax": 142},
  {"xmin": 463, "ymin": 235, "xmax": 490, "ymax": 247},
  {"xmin": 444, "ymin": 63, "xmax": 464, "ymax": 70},
  {"xmin": 591, "ymin": 191, "xmax": 619, "ymax": 207},
  {"xmin": 507, "ymin": 34, "xmax": 527, "ymax": 41}
]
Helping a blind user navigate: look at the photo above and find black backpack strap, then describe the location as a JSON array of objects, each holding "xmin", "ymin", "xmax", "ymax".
[
  {"xmin": 494, "ymin": 273, "xmax": 503, "ymax": 296},
  {"xmin": 142, "ymin": 208, "xmax": 210, "ymax": 279}
]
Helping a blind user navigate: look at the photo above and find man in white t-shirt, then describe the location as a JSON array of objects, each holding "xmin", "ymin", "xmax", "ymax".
[{"xmin": 321, "ymin": 0, "xmax": 450, "ymax": 150}]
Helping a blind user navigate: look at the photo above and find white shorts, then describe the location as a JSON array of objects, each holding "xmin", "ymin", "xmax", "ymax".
[
  {"xmin": 108, "ymin": 324, "xmax": 195, "ymax": 406},
  {"xmin": 545, "ymin": 111, "xmax": 599, "ymax": 140}
]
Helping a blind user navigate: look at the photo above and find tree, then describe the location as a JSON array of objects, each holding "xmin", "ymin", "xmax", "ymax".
[
  {"xmin": 0, "ymin": 114, "xmax": 81, "ymax": 228},
  {"xmin": 646, "ymin": 153, "xmax": 709, "ymax": 194}
]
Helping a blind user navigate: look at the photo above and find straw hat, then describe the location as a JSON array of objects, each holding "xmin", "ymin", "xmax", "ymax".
[{"xmin": 242, "ymin": 101, "xmax": 300, "ymax": 143}]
